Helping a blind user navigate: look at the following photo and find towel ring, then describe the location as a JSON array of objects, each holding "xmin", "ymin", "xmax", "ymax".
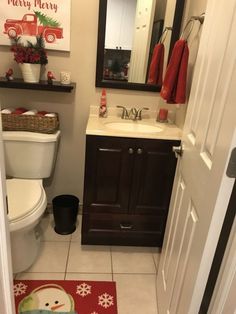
[
  {"xmin": 181, "ymin": 13, "xmax": 205, "ymax": 40},
  {"xmin": 159, "ymin": 27, "xmax": 172, "ymax": 44},
  {"xmin": 180, "ymin": 19, "xmax": 195, "ymax": 40}
]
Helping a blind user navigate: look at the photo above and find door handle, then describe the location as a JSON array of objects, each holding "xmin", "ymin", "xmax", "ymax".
[
  {"xmin": 128, "ymin": 148, "xmax": 134, "ymax": 154},
  {"xmin": 120, "ymin": 223, "xmax": 133, "ymax": 230},
  {"xmin": 172, "ymin": 145, "xmax": 183, "ymax": 158},
  {"xmin": 137, "ymin": 148, "xmax": 143, "ymax": 154}
]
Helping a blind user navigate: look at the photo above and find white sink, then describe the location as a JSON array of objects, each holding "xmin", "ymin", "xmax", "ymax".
[{"xmin": 104, "ymin": 121, "xmax": 163, "ymax": 133}]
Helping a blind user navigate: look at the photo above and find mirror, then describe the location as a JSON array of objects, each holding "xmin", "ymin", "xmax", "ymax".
[{"xmin": 96, "ymin": 0, "xmax": 185, "ymax": 92}]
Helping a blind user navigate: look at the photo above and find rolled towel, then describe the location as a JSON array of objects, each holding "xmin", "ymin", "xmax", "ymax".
[
  {"xmin": 12, "ymin": 108, "xmax": 27, "ymax": 114},
  {"xmin": 22, "ymin": 109, "xmax": 38, "ymax": 115},
  {"xmin": 1, "ymin": 108, "xmax": 14, "ymax": 114},
  {"xmin": 45, "ymin": 113, "xmax": 56, "ymax": 117},
  {"xmin": 38, "ymin": 111, "xmax": 48, "ymax": 116}
]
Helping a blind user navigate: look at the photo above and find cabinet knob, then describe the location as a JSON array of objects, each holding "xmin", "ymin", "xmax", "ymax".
[
  {"xmin": 137, "ymin": 148, "xmax": 143, "ymax": 154},
  {"xmin": 128, "ymin": 148, "xmax": 134, "ymax": 154}
]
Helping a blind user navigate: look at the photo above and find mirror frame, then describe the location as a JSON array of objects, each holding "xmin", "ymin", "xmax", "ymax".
[{"xmin": 96, "ymin": 0, "xmax": 185, "ymax": 92}]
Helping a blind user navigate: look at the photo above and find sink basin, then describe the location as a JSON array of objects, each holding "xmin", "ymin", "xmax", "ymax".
[{"xmin": 105, "ymin": 121, "xmax": 163, "ymax": 133}]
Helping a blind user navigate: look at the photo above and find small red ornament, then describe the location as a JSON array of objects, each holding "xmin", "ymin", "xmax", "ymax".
[
  {"xmin": 47, "ymin": 71, "xmax": 55, "ymax": 84},
  {"xmin": 5, "ymin": 68, "xmax": 13, "ymax": 81}
]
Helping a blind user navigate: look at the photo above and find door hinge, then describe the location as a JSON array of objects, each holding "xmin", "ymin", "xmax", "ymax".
[{"xmin": 226, "ymin": 148, "xmax": 236, "ymax": 178}]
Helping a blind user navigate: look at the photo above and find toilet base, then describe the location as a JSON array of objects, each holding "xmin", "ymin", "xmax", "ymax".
[{"xmin": 11, "ymin": 225, "xmax": 41, "ymax": 274}]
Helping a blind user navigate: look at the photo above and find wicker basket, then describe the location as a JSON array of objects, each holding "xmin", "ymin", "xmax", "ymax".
[{"xmin": 1, "ymin": 113, "xmax": 59, "ymax": 134}]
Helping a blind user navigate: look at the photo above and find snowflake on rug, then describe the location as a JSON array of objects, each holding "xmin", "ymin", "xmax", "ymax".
[
  {"xmin": 13, "ymin": 282, "xmax": 28, "ymax": 296},
  {"xmin": 76, "ymin": 282, "xmax": 92, "ymax": 297},
  {"xmin": 98, "ymin": 292, "xmax": 114, "ymax": 308}
]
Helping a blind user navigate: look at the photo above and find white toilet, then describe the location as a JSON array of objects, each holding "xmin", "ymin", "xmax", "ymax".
[{"xmin": 3, "ymin": 130, "xmax": 60, "ymax": 273}]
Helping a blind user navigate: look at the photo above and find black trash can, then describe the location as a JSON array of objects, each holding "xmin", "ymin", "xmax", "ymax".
[{"xmin": 52, "ymin": 195, "xmax": 79, "ymax": 235}]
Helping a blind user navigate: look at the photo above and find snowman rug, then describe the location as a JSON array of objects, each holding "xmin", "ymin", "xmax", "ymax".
[{"xmin": 14, "ymin": 280, "xmax": 118, "ymax": 314}]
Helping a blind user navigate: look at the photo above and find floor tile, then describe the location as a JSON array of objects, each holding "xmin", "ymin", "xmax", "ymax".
[
  {"xmin": 67, "ymin": 243, "xmax": 112, "ymax": 274},
  {"xmin": 15, "ymin": 272, "xmax": 65, "ymax": 280},
  {"xmin": 112, "ymin": 246, "xmax": 156, "ymax": 274},
  {"xmin": 113, "ymin": 274, "xmax": 158, "ymax": 314},
  {"xmin": 25, "ymin": 241, "xmax": 69, "ymax": 273},
  {"xmin": 65, "ymin": 273, "xmax": 112, "ymax": 281},
  {"xmin": 39, "ymin": 214, "xmax": 72, "ymax": 242},
  {"xmin": 71, "ymin": 216, "xmax": 82, "ymax": 242}
]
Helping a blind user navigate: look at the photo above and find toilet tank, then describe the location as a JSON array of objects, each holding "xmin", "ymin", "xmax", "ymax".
[{"xmin": 3, "ymin": 131, "xmax": 60, "ymax": 179}]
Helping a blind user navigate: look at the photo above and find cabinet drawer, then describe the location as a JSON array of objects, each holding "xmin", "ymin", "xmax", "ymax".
[{"xmin": 82, "ymin": 213, "xmax": 166, "ymax": 246}]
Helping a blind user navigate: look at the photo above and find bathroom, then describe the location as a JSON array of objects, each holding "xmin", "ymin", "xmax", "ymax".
[{"xmin": 0, "ymin": 0, "xmax": 236, "ymax": 313}]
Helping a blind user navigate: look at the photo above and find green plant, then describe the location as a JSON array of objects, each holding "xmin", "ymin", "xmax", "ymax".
[{"xmin": 11, "ymin": 35, "xmax": 48, "ymax": 65}]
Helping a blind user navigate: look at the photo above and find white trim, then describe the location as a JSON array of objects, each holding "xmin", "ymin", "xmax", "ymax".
[
  {"xmin": 209, "ymin": 217, "xmax": 236, "ymax": 313},
  {"xmin": 0, "ymin": 106, "xmax": 15, "ymax": 314}
]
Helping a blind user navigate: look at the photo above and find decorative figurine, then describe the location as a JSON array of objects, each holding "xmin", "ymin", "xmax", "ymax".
[
  {"xmin": 47, "ymin": 71, "xmax": 55, "ymax": 84},
  {"xmin": 5, "ymin": 68, "xmax": 13, "ymax": 81}
]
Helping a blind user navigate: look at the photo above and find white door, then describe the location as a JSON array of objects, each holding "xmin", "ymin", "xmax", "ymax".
[
  {"xmin": 128, "ymin": 0, "xmax": 156, "ymax": 83},
  {"xmin": 156, "ymin": 0, "xmax": 236, "ymax": 313},
  {"xmin": 0, "ymin": 112, "xmax": 15, "ymax": 313}
]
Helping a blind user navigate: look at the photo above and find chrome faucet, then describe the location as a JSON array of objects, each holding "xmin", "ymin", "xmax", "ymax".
[
  {"xmin": 136, "ymin": 107, "xmax": 149, "ymax": 120},
  {"xmin": 117, "ymin": 106, "xmax": 149, "ymax": 120},
  {"xmin": 117, "ymin": 105, "xmax": 129, "ymax": 119},
  {"xmin": 129, "ymin": 107, "xmax": 138, "ymax": 120}
]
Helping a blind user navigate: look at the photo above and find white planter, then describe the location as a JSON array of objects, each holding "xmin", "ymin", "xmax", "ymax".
[{"xmin": 20, "ymin": 63, "xmax": 41, "ymax": 83}]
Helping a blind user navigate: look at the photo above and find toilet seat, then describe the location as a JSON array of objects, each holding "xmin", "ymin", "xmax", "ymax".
[{"xmin": 7, "ymin": 179, "xmax": 47, "ymax": 232}]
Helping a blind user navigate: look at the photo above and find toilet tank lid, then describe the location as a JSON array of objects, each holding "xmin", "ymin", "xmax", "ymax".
[{"xmin": 2, "ymin": 130, "xmax": 60, "ymax": 142}]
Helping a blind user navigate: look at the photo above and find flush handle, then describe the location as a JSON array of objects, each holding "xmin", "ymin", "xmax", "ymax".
[{"xmin": 173, "ymin": 145, "xmax": 183, "ymax": 158}]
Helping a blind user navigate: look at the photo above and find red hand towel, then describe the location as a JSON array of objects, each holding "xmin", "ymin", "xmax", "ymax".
[
  {"xmin": 147, "ymin": 43, "xmax": 164, "ymax": 86},
  {"xmin": 160, "ymin": 39, "xmax": 189, "ymax": 104}
]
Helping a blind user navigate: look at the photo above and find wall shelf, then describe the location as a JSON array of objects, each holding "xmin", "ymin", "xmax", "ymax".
[{"xmin": 0, "ymin": 77, "xmax": 76, "ymax": 93}]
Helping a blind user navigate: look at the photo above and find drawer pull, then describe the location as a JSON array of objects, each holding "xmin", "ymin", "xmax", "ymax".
[
  {"xmin": 120, "ymin": 223, "xmax": 133, "ymax": 230},
  {"xmin": 128, "ymin": 148, "xmax": 134, "ymax": 154},
  {"xmin": 137, "ymin": 148, "xmax": 143, "ymax": 154}
]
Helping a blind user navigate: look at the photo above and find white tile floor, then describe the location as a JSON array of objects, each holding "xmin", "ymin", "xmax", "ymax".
[{"xmin": 15, "ymin": 213, "xmax": 160, "ymax": 314}]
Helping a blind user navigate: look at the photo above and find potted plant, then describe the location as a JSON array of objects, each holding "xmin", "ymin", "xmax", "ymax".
[{"xmin": 11, "ymin": 35, "xmax": 48, "ymax": 83}]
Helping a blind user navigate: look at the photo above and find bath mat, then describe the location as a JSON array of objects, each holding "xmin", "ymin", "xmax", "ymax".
[{"xmin": 14, "ymin": 279, "xmax": 118, "ymax": 314}]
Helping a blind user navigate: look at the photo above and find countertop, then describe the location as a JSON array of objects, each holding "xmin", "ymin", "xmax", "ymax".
[{"xmin": 86, "ymin": 106, "xmax": 182, "ymax": 141}]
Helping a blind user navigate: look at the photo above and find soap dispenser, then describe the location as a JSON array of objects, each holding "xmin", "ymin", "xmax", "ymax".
[{"xmin": 99, "ymin": 88, "xmax": 108, "ymax": 118}]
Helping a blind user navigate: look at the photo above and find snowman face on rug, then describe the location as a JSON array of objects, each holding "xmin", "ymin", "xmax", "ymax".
[
  {"xmin": 36, "ymin": 287, "xmax": 73, "ymax": 312},
  {"xmin": 19, "ymin": 284, "xmax": 75, "ymax": 313}
]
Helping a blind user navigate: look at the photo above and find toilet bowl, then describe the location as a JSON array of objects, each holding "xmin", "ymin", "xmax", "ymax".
[
  {"xmin": 7, "ymin": 179, "xmax": 47, "ymax": 273},
  {"xmin": 3, "ymin": 130, "xmax": 60, "ymax": 273}
]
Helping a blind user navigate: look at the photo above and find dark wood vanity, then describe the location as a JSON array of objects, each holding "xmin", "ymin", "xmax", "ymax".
[{"xmin": 82, "ymin": 135, "xmax": 180, "ymax": 247}]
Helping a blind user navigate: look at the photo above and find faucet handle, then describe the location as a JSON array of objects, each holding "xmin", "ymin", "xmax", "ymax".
[
  {"xmin": 137, "ymin": 107, "xmax": 149, "ymax": 120},
  {"xmin": 117, "ymin": 105, "xmax": 129, "ymax": 119}
]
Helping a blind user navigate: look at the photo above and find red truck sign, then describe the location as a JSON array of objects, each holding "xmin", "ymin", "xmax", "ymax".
[{"xmin": 4, "ymin": 14, "xmax": 63, "ymax": 43}]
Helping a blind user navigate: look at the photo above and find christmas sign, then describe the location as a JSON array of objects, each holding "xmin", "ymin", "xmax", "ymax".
[{"xmin": 0, "ymin": 0, "xmax": 71, "ymax": 51}]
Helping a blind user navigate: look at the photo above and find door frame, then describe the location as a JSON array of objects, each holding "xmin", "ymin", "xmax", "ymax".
[
  {"xmin": 208, "ymin": 216, "xmax": 236, "ymax": 313},
  {"xmin": 0, "ymin": 112, "xmax": 15, "ymax": 314}
]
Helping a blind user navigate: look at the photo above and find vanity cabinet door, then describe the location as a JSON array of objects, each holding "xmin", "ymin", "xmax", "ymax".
[
  {"xmin": 83, "ymin": 135, "xmax": 134, "ymax": 214},
  {"xmin": 129, "ymin": 139, "xmax": 179, "ymax": 216},
  {"xmin": 82, "ymin": 135, "xmax": 180, "ymax": 247}
]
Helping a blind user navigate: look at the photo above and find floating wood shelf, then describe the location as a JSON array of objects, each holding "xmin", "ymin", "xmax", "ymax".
[{"xmin": 0, "ymin": 77, "xmax": 76, "ymax": 93}]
